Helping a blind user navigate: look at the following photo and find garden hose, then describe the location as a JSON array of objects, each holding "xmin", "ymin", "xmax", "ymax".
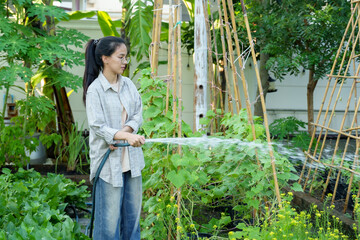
[{"xmin": 87, "ymin": 142, "xmax": 130, "ymax": 238}]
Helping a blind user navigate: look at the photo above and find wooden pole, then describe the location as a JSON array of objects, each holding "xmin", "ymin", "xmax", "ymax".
[
  {"xmin": 216, "ymin": 0, "xmax": 233, "ymax": 115},
  {"xmin": 151, "ymin": 0, "xmax": 163, "ymax": 75},
  {"xmin": 221, "ymin": 0, "xmax": 242, "ymax": 113},
  {"xmin": 204, "ymin": 1, "xmax": 216, "ymax": 134},
  {"xmin": 226, "ymin": 0, "xmax": 257, "ymax": 142},
  {"xmin": 298, "ymin": 6, "xmax": 360, "ymax": 188},
  {"xmin": 239, "ymin": 0, "xmax": 281, "ymax": 204},
  {"xmin": 193, "ymin": 0, "xmax": 208, "ymax": 131},
  {"xmin": 209, "ymin": 9, "xmax": 224, "ymax": 118},
  {"xmin": 166, "ymin": 0, "xmax": 174, "ymax": 114},
  {"xmin": 176, "ymin": 2, "xmax": 182, "ymax": 239}
]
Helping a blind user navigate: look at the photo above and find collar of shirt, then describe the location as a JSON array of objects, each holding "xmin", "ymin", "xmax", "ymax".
[{"xmin": 98, "ymin": 71, "xmax": 124, "ymax": 92}]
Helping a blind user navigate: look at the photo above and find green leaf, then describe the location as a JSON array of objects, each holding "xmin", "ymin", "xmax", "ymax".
[
  {"xmin": 128, "ymin": 1, "xmax": 152, "ymax": 61},
  {"xmin": 166, "ymin": 170, "xmax": 185, "ymax": 189},
  {"xmin": 97, "ymin": 11, "xmax": 120, "ymax": 37},
  {"xmin": 143, "ymin": 106, "xmax": 162, "ymax": 120},
  {"xmin": 66, "ymin": 11, "xmax": 96, "ymax": 21},
  {"xmin": 291, "ymin": 182, "xmax": 303, "ymax": 192}
]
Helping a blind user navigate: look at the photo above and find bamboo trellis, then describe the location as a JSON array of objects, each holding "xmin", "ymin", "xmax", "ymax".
[
  {"xmin": 298, "ymin": 1, "xmax": 360, "ymax": 214},
  {"xmin": 149, "ymin": 0, "xmax": 282, "ymax": 237}
]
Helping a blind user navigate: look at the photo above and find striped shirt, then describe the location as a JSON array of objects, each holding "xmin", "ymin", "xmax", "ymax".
[{"xmin": 86, "ymin": 71, "xmax": 144, "ymax": 187}]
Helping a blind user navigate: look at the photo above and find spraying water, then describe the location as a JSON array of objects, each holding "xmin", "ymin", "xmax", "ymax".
[{"xmin": 144, "ymin": 136, "xmax": 359, "ymax": 170}]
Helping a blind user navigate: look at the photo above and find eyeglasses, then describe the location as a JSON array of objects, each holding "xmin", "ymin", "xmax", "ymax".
[{"xmin": 120, "ymin": 57, "xmax": 130, "ymax": 63}]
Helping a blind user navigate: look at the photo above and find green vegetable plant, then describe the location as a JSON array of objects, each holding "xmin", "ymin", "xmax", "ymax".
[
  {"xmin": 138, "ymin": 68, "xmax": 301, "ymax": 239},
  {"xmin": 233, "ymin": 193, "xmax": 352, "ymax": 240},
  {"xmin": 0, "ymin": 168, "xmax": 90, "ymax": 239}
]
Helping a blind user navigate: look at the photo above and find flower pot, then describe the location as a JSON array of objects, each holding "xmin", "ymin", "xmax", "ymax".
[{"xmin": 27, "ymin": 133, "xmax": 47, "ymax": 165}]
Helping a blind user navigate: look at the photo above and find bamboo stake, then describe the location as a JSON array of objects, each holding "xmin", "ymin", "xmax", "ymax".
[
  {"xmin": 299, "ymin": 6, "xmax": 360, "ymax": 189},
  {"xmin": 226, "ymin": 0, "xmax": 257, "ymax": 145},
  {"xmin": 327, "ymin": 74, "xmax": 360, "ymax": 79},
  {"xmin": 151, "ymin": 0, "xmax": 163, "ymax": 74},
  {"xmin": 204, "ymin": 1, "xmax": 216, "ymax": 134},
  {"xmin": 166, "ymin": 2, "xmax": 174, "ymax": 239},
  {"xmin": 302, "ymin": 9, "xmax": 360, "ymax": 189},
  {"xmin": 216, "ymin": 0, "xmax": 233, "ymax": 115},
  {"xmin": 347, "ymin": 4, "xmax": 360, "ymax": 213},
  {"xmin": 209, "ymin": 9, "xmax": 224, "ymax": 118},
  {"xmin": 221, "ymin": 0, "xmax": 242, "ymax": 113},
  {"xmin": 175, "ymin": 1, "xmax": 182, "ymax": 239},
  {"xmin": 329, "ymin": 21, "xmax": 360, "ymax": 203},
  {"xmin": 331, "ymin": 80, "xmax": 358, "ymax": 205},
  {"xmin": 342, "ymin": 126, "xmax": 360, "ymax": 132},
  {"xmin": 172, "ymin": 3, "xmax": 178, "ymax": 130},
  {"xmin": 240, "ymin": 0, "xmax": 281, "ymax": 204},
  {"xmin": 166, "ymin": 0, "xmax": 174, "ymax": 114},
  {"xmin": 319, "ymin": 32, "xmax": 360, "ymax": 201},
  {"xmin": 304, "ymin": 152, "xmax": 360, "ymax": 176}
]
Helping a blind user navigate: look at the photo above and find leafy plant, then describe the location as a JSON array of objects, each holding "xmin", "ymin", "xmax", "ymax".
[
  {"xmin": 57, "ymin": 123, "xmax": 89, "ymax": 172},
  {"xmin": 138, "ymin": 68, "xmax": 300, "ymax": 239},
  {"xmin": 0, "ymin": 168, "xmax": 90, "ymax": 239},
  {"xmin": 234, "ymin": 193, "xmax": 351, "ymax": 239},
  {"xmin": 0, "ymin": 0, "xmax": 89, "ymax": 165},
  {"xmin": 0, "ymin": 96, "xmax": 59, "ymax": 166},
  {"xmin": 270, "ymin": 116, "xmax": 312, "ymax": 151}
]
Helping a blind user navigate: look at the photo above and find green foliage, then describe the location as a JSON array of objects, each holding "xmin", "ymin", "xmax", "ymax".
[
  {"xmin": 0, "ymin": 0, "xmax": 89, "ymax": 166},
  {"xmin": 57, "ymin": 123, "xmax": 89, "ymax": 172},
  {"xmin": 97, "ymin": 11, "xmax": 121, "ymax": 37},
  {"xmin": 238, "ymin": 0, "xmax": 351, "ymax": 81},
  {"xmin": 138, "ymin": 68, "xmax": 299, "ymax": 239},
  {"xmin": 127, "ymin": 1, "xmax": 153, "ymax": 62},
  {"xmin": 0, "ymin": 96, "xmax": 58, "ymax": 166},
  {"xmin": 95, "ymin": 1, "xmax": 153, "ymax": 63},
  {"xmin": 270, "ymin": 116, "xmax": 307, "ymax": 140},
  {"xmin": 234, "ymin": 194, "xmax": 351, "ymax": 239},
  {"xmin": 270, "ymin": 116, "xmax": 313, "ymax": 151},
  {"xmin": 0, "ymin": 168, "xmax": 90, "ymax": 239}
]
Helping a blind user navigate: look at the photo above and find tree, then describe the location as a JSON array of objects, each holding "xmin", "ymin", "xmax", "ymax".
[
  {"xmin": 236, "ymin": 0, "xmax": 350, "ymax": 133},
  {"xmin": 0, "ymin": 0, "xmax": 88, "ymax": 164}
]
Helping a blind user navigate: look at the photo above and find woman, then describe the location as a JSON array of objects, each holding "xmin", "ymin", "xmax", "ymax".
[{"xmin": 83, "ymin": 36, "xmax": 145, "ymax": 240}]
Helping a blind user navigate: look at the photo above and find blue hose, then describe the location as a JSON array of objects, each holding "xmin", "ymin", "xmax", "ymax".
[{"xmin": 88, "ymin": 142, "xmax": 130, "ymax": 238}]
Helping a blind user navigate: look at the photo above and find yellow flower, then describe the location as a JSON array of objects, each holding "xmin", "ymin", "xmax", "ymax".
[
  {"xmin": 175, "ymin": 218, "xmax": 180, "ymax": 223},
  {"xmin": 166, "ymin": 204, "xmax": 171, "ymax": 208},
  {"xmin": 190, "ymin": 224, "xmax": 195, "ymax": 229},
  {"xmin": 305, "ymin": 232, "xmax": 309, "ymax": 235},
  {"xmin": 330, "ymin": 205, "xmax": 335, "ymax": 209},
  {"xmin": 177, "ymin": 225, "xmax": 182, "ymax": 231},
  {"xmin": 170, "ymin": 196, "xmax": 175, "ymax": 202},
  {"xmin": 289, "ymin": 233, "xmax": 293, "ymax": 237},
  {"xmin": 213, "ymin": 225, "xmax": 217, "ymax": 229},
  {"xmin": 316, "ymin": 213, "xmax": 321, "ymax": 217},
  {"xmin": 270, "ymin": 232, "xmax": 274, "ymax": 236},
  {"xmin": 288, "ymin": 192, "xmax": 293, "ymax": 196},
  {"xmin": 174, "ymin": 204, "xmax": 178, "ymax": 208},
  {"xmin": 313, "ymin": 205, "xmax": 317, "ymax": 209},
  {"xmin": 157, "ymin": 198, "xmax": 161, "ymax": 202},
  {"xmin": 229, "ymin": 231, "xmax": 234, "ymax": 236}
]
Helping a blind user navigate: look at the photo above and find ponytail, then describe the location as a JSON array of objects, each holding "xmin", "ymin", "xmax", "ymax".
[
  {"xmin": 83, "ymin": 39, "xmax": 101, "ymax": 104},
  {"xmin": 83, "ymin": 37, "xmax": 127, "ymax": 104}
]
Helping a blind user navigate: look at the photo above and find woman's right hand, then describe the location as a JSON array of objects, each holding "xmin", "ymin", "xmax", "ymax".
[{"xmin": 126, "ymin": 133, "xmax": 145, "ymax": 147}]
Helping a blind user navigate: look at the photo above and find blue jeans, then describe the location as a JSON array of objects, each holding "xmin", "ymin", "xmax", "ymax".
[{"xmin": 94, "ymin": 172, "xmax": 142, "ymax": 240}]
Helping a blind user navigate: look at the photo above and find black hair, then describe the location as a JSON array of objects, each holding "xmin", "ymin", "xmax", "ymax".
[{"xmin": 83, "ymin": 36, "xmax": 127, "ymax": 104}]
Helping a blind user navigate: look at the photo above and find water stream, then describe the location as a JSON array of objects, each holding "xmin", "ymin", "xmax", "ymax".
[{"xmin": 145, "ymin": 136, "xmax": 359, "ymax": 171}]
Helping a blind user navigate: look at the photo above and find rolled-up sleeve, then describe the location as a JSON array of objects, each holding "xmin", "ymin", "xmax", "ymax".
[{"xmin": 86, "ymin": 91, "xmax": 118, "ymax": 144}]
